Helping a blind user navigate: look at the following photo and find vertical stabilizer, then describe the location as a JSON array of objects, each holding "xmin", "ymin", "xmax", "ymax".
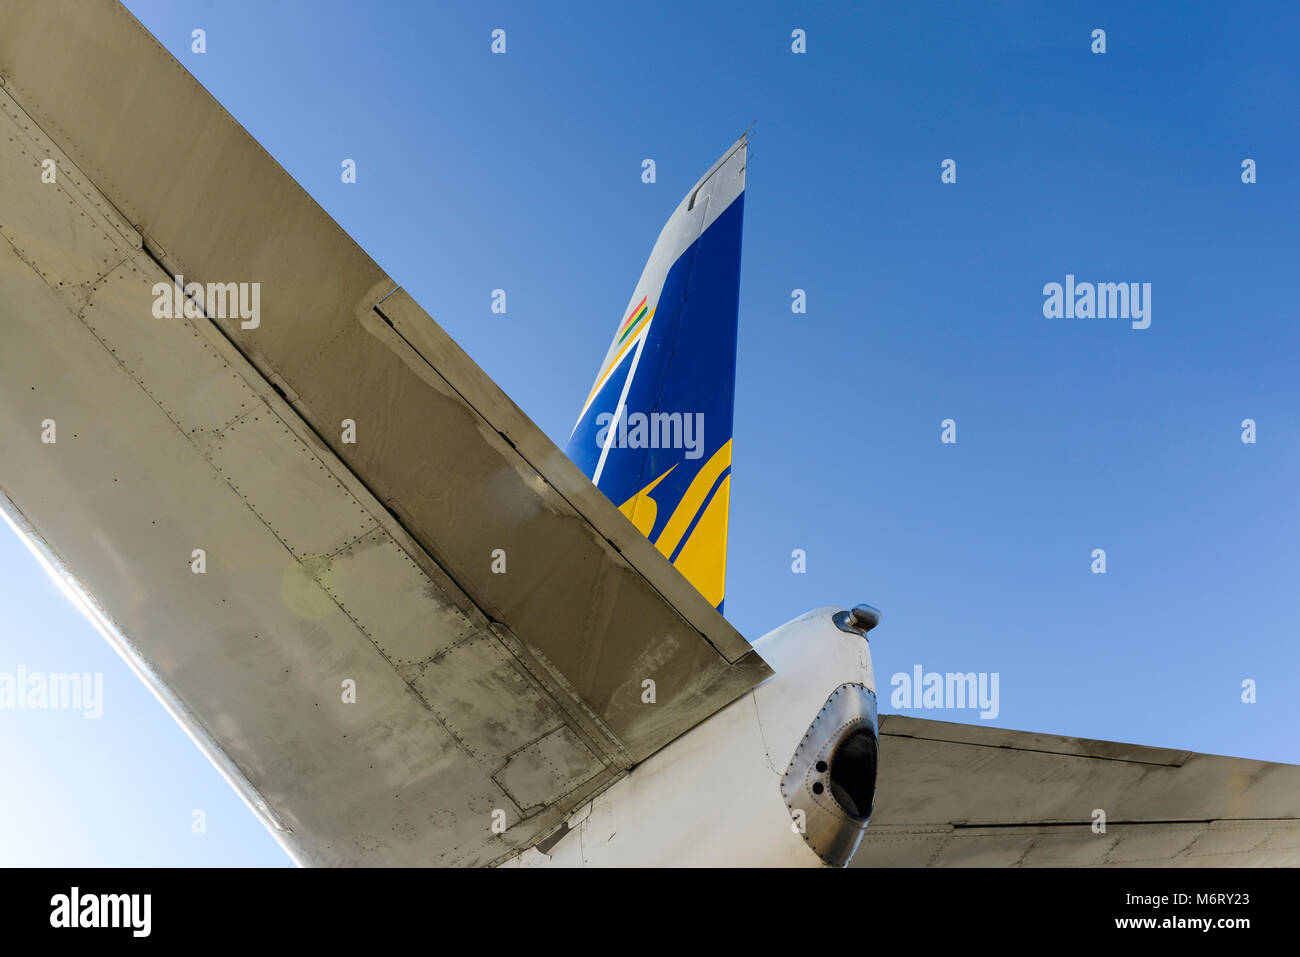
[{"xmin": 566, "ymin": 138, "xmax": 746, "ymax": 611}]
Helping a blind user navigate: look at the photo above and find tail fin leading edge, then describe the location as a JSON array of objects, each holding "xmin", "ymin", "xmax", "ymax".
[{"xmin": 566, "ymin": 137, "xmax": 746, "ymax": 611}]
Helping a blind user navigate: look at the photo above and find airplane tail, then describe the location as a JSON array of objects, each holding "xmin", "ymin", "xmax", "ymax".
[{"xmin": 565, "ymin": 136, "xmax": 746, "ymax": 611}]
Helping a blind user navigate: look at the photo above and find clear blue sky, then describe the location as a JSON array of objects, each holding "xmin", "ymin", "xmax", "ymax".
[{"xmin": 1, "ymin": 1, "xmax": 1296, "ymax": 865}]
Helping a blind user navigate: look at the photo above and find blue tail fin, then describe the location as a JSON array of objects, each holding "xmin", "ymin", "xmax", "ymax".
[{"xmin": 566, "ymin": 137, "xmax": 746, "ymax": 611}]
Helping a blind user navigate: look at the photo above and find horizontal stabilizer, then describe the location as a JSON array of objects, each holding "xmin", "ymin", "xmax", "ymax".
[
  {"xmin": 0, "ymin": 0, "xmax": 770, "ymax": 866},
  {"xmin": 854, "ymin": 716, "xmax": 1300, "ymax": 867}
]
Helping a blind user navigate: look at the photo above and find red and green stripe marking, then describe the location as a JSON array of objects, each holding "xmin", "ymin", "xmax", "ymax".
[{"xmin": 616, "ymin": 297, "xmax": 651, "ymax": 345}]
